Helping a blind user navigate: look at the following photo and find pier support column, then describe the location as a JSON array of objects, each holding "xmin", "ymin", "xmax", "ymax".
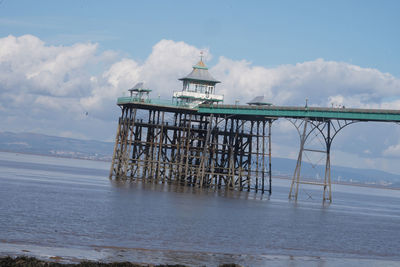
[
  {"xmin": 289, "ymin": 119, "xmax": 355, "ymax": 202},
  {"xmin": 109, "ymin": 107, "xmax": 136, "ymax": 179},
  {"xmin": 289, "ymin": 118, "xmax": 308, "ymax": 200}
]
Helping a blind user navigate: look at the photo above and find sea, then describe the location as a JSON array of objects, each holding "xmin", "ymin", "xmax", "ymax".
[{"xmin": 0, "ymin": 151, "xmax": 399, "ymax": 267}]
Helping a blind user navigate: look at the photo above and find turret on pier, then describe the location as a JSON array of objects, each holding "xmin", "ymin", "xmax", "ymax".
[
  {"xmin": 128, "ymin": 82, "xmax": 152, "ymax": 102},
  {"xmin": 173, "ymin": 58, "xmax": 223, "ymax": 108}
]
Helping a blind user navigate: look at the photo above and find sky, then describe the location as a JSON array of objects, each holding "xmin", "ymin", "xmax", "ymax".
[{"xmin": 1, "ymin": 0, "xmax": 400, "ymax": 174}]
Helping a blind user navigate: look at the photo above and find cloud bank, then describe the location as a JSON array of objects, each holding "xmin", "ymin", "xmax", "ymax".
[
  {"xmin": 1, "ymin": 34, "xmax": 400, "ymax": 170},
  {"xmin": 212, "ymin": 57, "xmax": 400, "ymax": 107}
]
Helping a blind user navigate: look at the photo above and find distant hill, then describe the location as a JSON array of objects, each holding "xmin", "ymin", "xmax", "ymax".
[
  {"xmin": 0, "ymin": 131, "xmax": 399, "ymax": 188},
  {"xmin": 0, "ymin": 131, "xmax": 114, "ymax": 161}
]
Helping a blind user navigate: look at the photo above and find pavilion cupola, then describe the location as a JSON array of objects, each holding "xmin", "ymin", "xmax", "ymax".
[{"xmin": 173, "ymin": 55, "xmax": 223, "ymax": 107}]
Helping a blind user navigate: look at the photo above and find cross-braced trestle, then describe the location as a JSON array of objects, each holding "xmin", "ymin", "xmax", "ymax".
[
  {"xmin": 288, "ymin": 118, "xmax": 357, "ymax": 202},
  {"xmin": 110, "ymin": 106, "xmax": 273, "ymax": 194}
]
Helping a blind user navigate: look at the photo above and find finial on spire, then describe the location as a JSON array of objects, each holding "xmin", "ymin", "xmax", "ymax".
[{"xmin": 193, "ymin": 52, "xmax": 208, "ymax": 68}]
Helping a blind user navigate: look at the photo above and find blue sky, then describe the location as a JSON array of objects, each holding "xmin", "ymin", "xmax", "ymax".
[
  {"xmin": 1, "ymin": 0, "xmax": 400, "ymax": 175},
  {"xmin": 2, "ymin": 0, "xmax": 400, "ymax": 74}
]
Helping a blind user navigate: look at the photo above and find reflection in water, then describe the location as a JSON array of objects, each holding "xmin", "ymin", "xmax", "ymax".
[
  {"xmin": 0, "ymin": 152, "xmax": 399, "ymax": 266},
  {"xmin": 110, "ymin": 179, "xmax": 271, "ymax": 201}
]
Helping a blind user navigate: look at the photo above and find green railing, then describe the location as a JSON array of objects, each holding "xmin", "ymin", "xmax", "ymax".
[
  {"xmin": 117, "ymin": 97, "xmax": 400, "ymax": 122},
  {"xmin": 198, "ymin": 104, "xmax": 400, "ymax": 122},
  {"xmin": 117, "ymin": 97, "xmax": 150, "ymax": 104},
  {"xmin": 117, "ymin": 97, "xmax": 197, "ymax": 108}
]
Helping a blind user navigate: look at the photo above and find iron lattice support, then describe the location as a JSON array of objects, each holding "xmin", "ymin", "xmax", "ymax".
[
  {"xmin": 288, "ymin": 118, "xmax": 356, "ymax": 202},
  {"xmin": 109, "ymin": 106, "xmax": 273, "ymax": 194}
]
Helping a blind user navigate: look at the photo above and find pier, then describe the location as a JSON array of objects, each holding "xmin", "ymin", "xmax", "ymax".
[{"xmin": 110, "ymin": 58, "xmax": 400, "ymax": 202}]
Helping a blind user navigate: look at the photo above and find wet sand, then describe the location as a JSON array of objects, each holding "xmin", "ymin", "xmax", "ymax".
[
  {"xmin": 1, "ymin": 241, "xmax": 400, "ymax": 267},
  {"xmin": 1, "ymin": 256, "xmax": 229, "ymax": 266}
]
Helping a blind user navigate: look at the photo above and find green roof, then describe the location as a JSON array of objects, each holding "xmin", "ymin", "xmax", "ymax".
[{"xmin": 179, "ymin": 60, "xmax": 220, "ymax": 84}]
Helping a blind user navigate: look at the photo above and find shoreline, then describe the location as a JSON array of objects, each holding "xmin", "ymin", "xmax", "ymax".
[
  {"xmin": 0, "ymin": 256, "xmax": 241, "ymax": 267},
  {"xmin": 1, "ymin": 241, "xmax": 400, "ymax": 267}
]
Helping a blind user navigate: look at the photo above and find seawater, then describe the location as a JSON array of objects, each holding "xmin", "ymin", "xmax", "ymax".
[{"xmin": 0, "ymin": 151, "xmax": 399, "ymax": 267}]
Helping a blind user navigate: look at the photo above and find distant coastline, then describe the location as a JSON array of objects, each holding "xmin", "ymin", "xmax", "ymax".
[
  {"xmin": 1, "ymin": 149, "xmax": 399, "ymax": 191},
  {"xmin": 1, "ymin": 131, "xmax": 400, "ymax": 189},
  {"xmin": 274, "ymin": 175, "xmax": 400, "ymax": 191},
  {"xmin": 0, "ymin": 149, "xmax": 110, "ymax": 163}
]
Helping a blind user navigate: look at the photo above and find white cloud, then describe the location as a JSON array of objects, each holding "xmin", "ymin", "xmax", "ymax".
[
  {"xmin": 364, "ymin": 149, "xmax": 372, "ymax": 155},
  {"xmin": 4, "ymin": 34, "xmax": 399, "ymax": 119},
  {"xmin": 80, "ymin": 58, "xmax": 141, "ymax": 111},
  {"xmin": 274, "ymin": 120, "xmax": 296, "ymax": 134},
  {"xmin": 80, "ymin": 39, "xmax": 208, "ymax": 110},
  {"xmin": 211, "ymin": 57, "xmax": 400, "ymax": 106},
  {"xmin": 383, "ymin": 144, "xmax": 400, "ymax": 157},
  {"xmin": 0, "ymin": 35, "xmax": 98, "ymax": 98},
  {"xmin": 0, "ymin": 35, "xmax": 212, "ymax": 139},
  {"xmin": 140, "ymin": 39, "xmax": 208, "ymax": 97}
]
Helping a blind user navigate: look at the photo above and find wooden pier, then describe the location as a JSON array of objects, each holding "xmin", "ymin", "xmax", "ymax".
[{"xmin": 109, "ymin": 103, "xmax": 273, "ymax": 193}]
